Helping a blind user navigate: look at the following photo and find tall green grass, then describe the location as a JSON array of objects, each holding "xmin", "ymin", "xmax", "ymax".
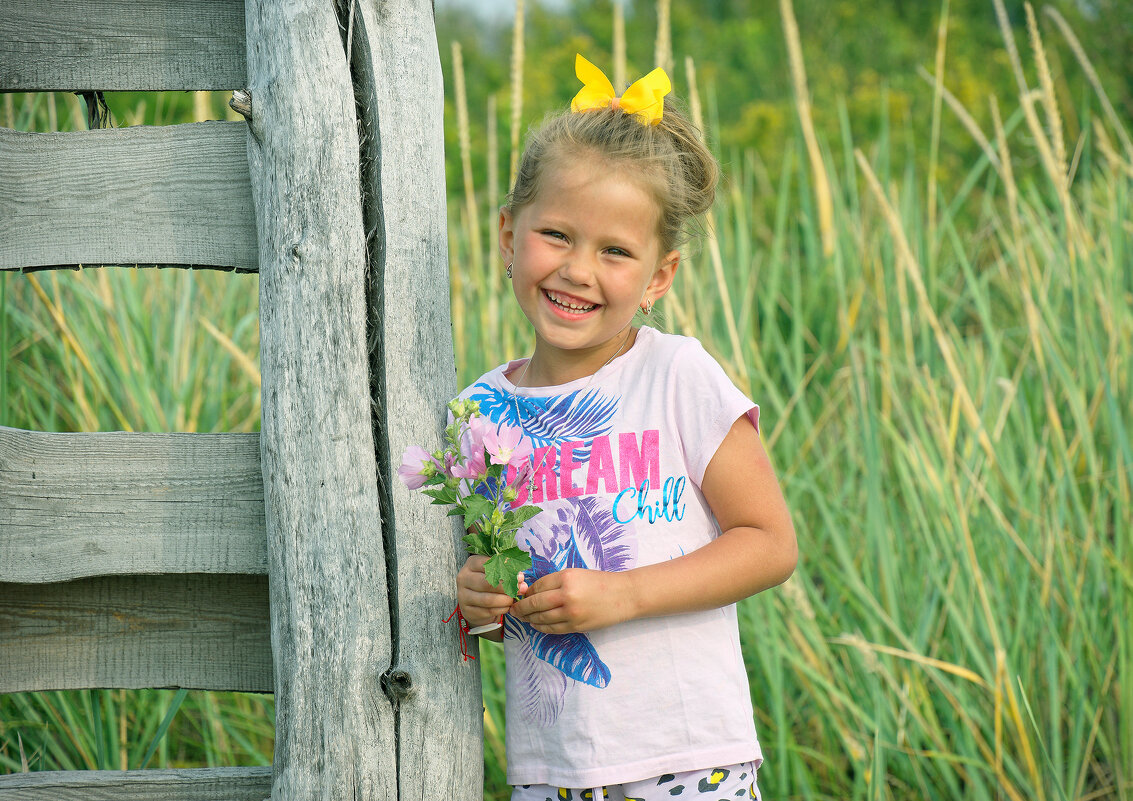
[{"xmin": 3, "ymin": 2, "xmax": 1131, "ymax": 799}]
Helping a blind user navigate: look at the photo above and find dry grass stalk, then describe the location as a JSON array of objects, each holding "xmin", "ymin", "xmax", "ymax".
[
  {"xmin": 27, "ymin": 274, "xmax": 131, "ymax": 430},
  {"xmin": 452, "ymin": 41, "xmax": 483, "ymax": 284},
  {"xmin": 993, "ymin": 0, "xmax": 1082, "ymax": 263},
  {"xmin": 915, "ymin": 66, "xmax": 1000, "ymax": 170},
  {"xmin": 448, "ymin": 222, "xmax": 466, "ymax": 358},
  {"xmin": 1093, "ymin": 118, "xmax": 1133, "ymax": 180},
  {"xmin": 613, "ymin": 1, "xmax": 626, "ymax": 90},
  {"xmin": 855, "ymin": 149, "xmax": 996, "ymax": 466},
  {"xmin": 927, "ymin": 0, "xmax": 951, "ymax": 251},
  {"xmin": 46, "ymin": 93, "xmax": 58, "ymax": 131},
  {"xmin": 66, "ymin": 93, "xmax": 85, "ymax": 129},
  {"xmin": 830, "ymin": 634, "xmax": 988, "ymax": 687},
  {"xmin": 193, "ymin": 91, "xmax": 211, "ymax": 123},
  {"xmin": 780, "ymin": 0, "xmax": 834, "ymax": 258},
  {"xmin": 989, "ymin": 98, "xmax": 1025, "ymax": 273},
  {"xmin": 991, "ymin": 96, "xmax": 1074, "ymax": 457},
  {"xmin": 3, "ymin": 93, "xmax": 14, "ymax": 129},
  {"xmin": 1043, "ymin": 5, "xmax": 1133, "ymax": 160},
  {"xmin": 509, "ymin": 0, "xmax": 526, "ymax": 186},
  {"xmin": 1024, "ymin": 3, "xmax": 1083, "ymax": 263},
  {"xmin": 992, "ymin": 0, "xmax": 1029, "ymax": 99},
  {"xmin": 684, "ymin": 56, "xmax": 703, "ymax": 143},
  {"xmin": 678, "ymin": 62, "xmax": 746, "ymax": 383},
  {"xmin": 487, "ymin": 93, "xmax": 500, "ymax": 284},
  {"xmin": 1025, "ymin": 4, "xmax": 1067, "ymax": 178},
  {"xmin": 487, "ymin": 94, "xmax": 504, "ymax": 356},
  {"xmin": 653, "ymin": 0, "xmax": 672, "ymax": 74},
  {"xmin": 199, "ymin": 317, "xmax": 261, "ymax": 388}
]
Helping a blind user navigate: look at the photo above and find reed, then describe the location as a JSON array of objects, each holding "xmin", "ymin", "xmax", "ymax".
[
  {"xmin": 653, "ymin": 0, "xmax": 671, "ymax": 75},
  {"xmin": 612, "ymin": 2, "xmax": 626, "ymax": 91},
  {"xmin": 508, "ymin": 0, "xmax": 526, "ymax": 186}
]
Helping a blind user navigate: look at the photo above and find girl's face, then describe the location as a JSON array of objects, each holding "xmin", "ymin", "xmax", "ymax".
[{"xmin": 499, "ymin": 158, "xmax": 679, "ymax": 382}]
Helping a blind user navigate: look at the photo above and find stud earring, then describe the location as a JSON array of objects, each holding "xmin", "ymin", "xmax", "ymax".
[{"xmin": 506, "ymin": 263, "xmax": 513, "ymax": 279}]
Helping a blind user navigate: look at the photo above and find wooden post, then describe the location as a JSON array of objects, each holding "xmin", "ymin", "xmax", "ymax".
[
  {"xmin": 351, "ymin": 1, "xmax": 484, "ymax": 798},
  {"xmin": 244, "ymin": 0, "xmax": 397, "ymax": 799}
]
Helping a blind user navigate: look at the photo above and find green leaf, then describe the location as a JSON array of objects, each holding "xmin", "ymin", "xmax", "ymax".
[
  {"xmin": 497, "ymin": 504, "xmax": 542, "ymax": 534},
  {"xmin": 462, "ymin": 530, "xmax": 491, "ymax": 555},
  {"xmin": 424, "ymin": 487, "xmax": 456, "ymax": 505},
  {"xmin": 509, "ymin": 505, "xmax": 542, "ymax": 525},
  {"xmin": 460, "ymin": 494, "xmax": 495, "ymax": 530},
  {"xmin": 139, "ymin": 688, "xmax": 187, "ymax": 769},
  {"xmin": 484, "ymin": 547, "xmax": 533, "ymax": 598}
]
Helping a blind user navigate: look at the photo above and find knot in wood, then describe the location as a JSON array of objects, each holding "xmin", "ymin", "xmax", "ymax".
[
  {"xmin": 229, "ymin": 89, "xmax": 253, "ymax": 122},
  {"xmin": 380, "ymin": 668, "xmax": 414, "ymax": 701}
]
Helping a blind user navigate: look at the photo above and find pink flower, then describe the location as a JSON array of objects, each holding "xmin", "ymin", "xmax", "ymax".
[
  {"xmin": 397, "ymin": 445, "xmax": 435, "ymax": 490},
  {"xmin": 484, "ymin": 423, "xmax": 534, "ymax": 467},
  {"xmin": 451, "ymin": 416, "xmax": 490, "ymax": 481},
  {"xmin": 451, "ymin": 450, "xmax": 488, "ymax": 482},
  {"xmin": 509, "ymin": 457, "xmax": 535, "ymax": 489}
]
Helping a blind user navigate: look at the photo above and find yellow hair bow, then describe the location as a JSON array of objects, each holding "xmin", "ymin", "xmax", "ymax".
[{"xmin": 570, "ymin": 53, "xmax": 671, "ymax": 126}]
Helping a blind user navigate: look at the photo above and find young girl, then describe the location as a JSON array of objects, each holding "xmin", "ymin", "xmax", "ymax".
[{"xmin": 456, "ymin": 55, "xmax": 797, "ymax": 801}]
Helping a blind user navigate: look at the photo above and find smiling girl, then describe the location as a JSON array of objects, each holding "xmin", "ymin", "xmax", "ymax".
[{"xmin": 455, "ymin": 55, "xmax": 797, "ymax": 801}]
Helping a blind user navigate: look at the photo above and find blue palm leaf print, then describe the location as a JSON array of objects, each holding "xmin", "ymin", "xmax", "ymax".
[
  {"xmin": 526, "ymin": 551, "xmax": 558, "ymax": 582},
  {"xmin": 504, "ymin": 616, "xmax": 611, "ymax": 690},
  {"xmin": 504, "ymin": 616, "xmax": 568, "ymax": 727},
  {"xmin": 469, "ymin": 383, "xmax": 516, "ymax": 426},
  {"xmin": 523, "ymin": 498, "xmax": 637, "ymax": 574},
  {"xmin": 469, "ymin": 383, "xmax": 618, "ymax": 459},
  {"xmin": 568, "ymin": 496, "xmax": 636, "ymax": 573}
]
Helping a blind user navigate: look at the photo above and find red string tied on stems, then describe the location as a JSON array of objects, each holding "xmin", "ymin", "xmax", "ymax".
[{"xmin": 444, "ymin": 605, "xmax": 476, "ymax": 662}]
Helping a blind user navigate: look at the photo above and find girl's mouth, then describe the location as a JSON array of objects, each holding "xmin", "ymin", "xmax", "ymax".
[{"xmin": 543, "ymin": 289, "xmax": 599, "ymax": 315}]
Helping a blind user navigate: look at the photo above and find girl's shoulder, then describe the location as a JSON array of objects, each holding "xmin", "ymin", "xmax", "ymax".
[
  {"xmin": 632, "ymin": 326, "xmax": 753, "ymax": 405},
  {"xmin": 631, "ymin": 326, "xmax": 725, "ymax": 374}
]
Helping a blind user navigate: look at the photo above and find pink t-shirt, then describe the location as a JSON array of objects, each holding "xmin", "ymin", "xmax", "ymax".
[{"xmin": 462, "ymin": 326, "xmax": 762, "ymax": 788}]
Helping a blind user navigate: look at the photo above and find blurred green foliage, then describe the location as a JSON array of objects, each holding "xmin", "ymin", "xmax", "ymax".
[{"xmin": 436, "ymin": 0, "xmax": 1131, "ymax": 203}]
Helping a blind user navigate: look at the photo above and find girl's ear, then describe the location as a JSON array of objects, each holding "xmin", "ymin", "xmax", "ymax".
[
  {"xmin": 498, "ymin": 207, "xmax": 515, "ymax": 265},
  {"xmin": 646, "ymin": 249, "xmax": 680, "ymax": 301}
]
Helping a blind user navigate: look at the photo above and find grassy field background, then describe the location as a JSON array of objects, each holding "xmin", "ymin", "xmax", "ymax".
[{"xmin": 2, "ymin": 1, "xmax": 1131, "ymax": 798}]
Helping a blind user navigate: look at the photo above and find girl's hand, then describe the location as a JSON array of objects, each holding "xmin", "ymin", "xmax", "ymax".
[
  {"xmin": 456, "ymin": 555, "xmax": 515, "ymax": 629},
  {"xmin": 509, "ymin": 568, "xmax": 635, "ymax": 634}
]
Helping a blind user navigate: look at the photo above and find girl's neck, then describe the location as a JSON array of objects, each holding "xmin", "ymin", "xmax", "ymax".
[{"xmin": 515, "ymin": 326, "xmax": 638, "ymax": 389}]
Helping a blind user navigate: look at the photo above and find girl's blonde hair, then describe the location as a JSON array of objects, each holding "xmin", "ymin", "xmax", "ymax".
[{"xmin": 506, "ymin": 97, "xmax": 718, "ymax": 254}]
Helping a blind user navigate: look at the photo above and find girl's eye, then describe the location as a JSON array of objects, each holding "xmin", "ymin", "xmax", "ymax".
[
  {"xmin": 605, "ymin": 246, "xmax": 631, "ymax": 258},
  {"xmin": 541, "ymin": 230, "xmax": 567, "ymax": 240}
]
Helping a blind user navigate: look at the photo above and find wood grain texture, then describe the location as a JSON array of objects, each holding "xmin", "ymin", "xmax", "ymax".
[
  {"xmin": 0, "ymin": 0, "xmax": 246, "ymax": 91},
  {"xmin": 351, "ymin": 1, "xmax": 484, "ymax": 797},
  {"xmin": 0, "ymin": 574, "xmax": 272, "ymax": 693},
  {"xmin": 0, "ymin": 427, "xmax": 266, "ymax": 583},
  {"xmin": 244, "ymin": 0, "xmax": 397, "ymax": 798},
  {"xmin": 0, "ymin": 767, "xmax": 272, "ymax": 801},
  {"xmin": 0, "ymin": 124, "xmax": 257, "ymax": 273}
]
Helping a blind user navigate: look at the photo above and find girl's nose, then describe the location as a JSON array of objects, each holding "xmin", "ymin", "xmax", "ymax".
[{"xmin": 558, "ymin": 256, "xmax": 596, "ymax": 285}]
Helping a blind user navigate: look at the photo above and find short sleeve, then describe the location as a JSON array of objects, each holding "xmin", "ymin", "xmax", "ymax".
[{"xmin": 672, "ymin": 339, "xmax": 759, "ymax": 486}]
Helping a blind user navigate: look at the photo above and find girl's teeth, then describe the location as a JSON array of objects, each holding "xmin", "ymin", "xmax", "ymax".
[{"xmin": 548, "ymin": 292, "xmax": 595, "ymax": 312}]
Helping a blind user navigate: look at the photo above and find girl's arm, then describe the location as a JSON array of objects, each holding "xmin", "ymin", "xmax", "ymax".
[{"xmin": 509, "ymin": 414, "xmax": 797, "ymax": 633}]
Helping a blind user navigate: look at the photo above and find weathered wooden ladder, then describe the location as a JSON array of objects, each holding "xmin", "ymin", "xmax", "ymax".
[{"xmin": 0, "ymin": 1, "xmax": 482, "ymax": 799}]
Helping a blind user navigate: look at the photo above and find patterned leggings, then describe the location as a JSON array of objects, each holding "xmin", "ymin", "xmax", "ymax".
[{"xmin": 511, "ymin": 761, "xmax": 761, "ymax": 801}]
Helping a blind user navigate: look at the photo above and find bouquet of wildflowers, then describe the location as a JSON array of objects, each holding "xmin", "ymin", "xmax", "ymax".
[{"xmin": 398, "ymin": 399, "xmax": 539, "ymax": 599}]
